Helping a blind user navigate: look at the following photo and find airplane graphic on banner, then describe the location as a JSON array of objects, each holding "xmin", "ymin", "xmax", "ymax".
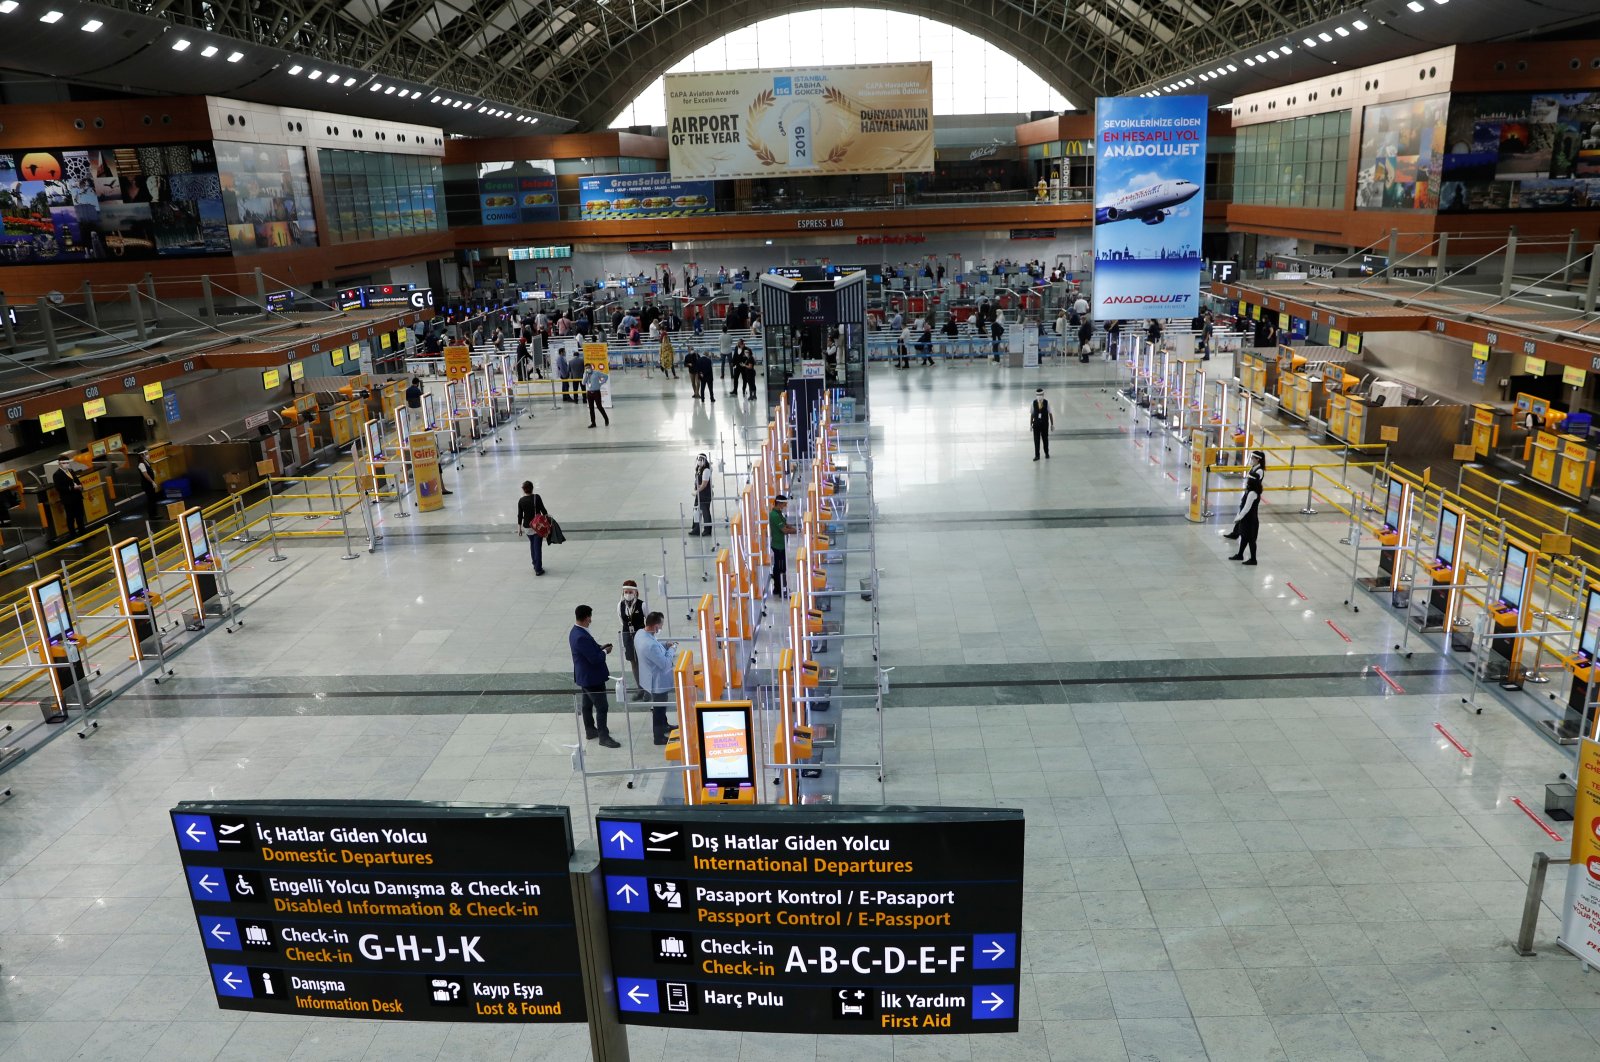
[{"xmin": 1094, "ymin": 179, "xmax": 1201, "ymax": 226}]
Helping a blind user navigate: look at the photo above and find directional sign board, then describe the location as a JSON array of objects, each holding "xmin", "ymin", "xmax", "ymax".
[
  {"xmin": 597, "ymin": 805, "xmax": 1024, "ymax": 1034},
  {"xmin": 171, "ymin": 800, "xmax": 585, "ymax": 1023}
]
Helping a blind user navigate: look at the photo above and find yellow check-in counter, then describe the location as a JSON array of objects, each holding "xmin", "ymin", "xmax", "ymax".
[
  {"xmin": 1281, "ymin": 373, "xmax": 1314, "ymax": 420},
  {"xmin": 1327, "ymin": 393, "xmax": 1349, "ymax": 440},
  {"xmin": 1344, "ymin": 399, "xmax": 1367, "ymax": 445},
  {"xmin": 1557, "ymin": 435, "xmax": 1595, "ymax": 500},
  {"xmin": 1530, "ymin": 429, "xmax": 1561, "ymax": 487},
  {"xmin": 1239, "ymin": 353, "xmax": 1274, "ymax": 398},
  {"xmin": 1470, "ymin": 403, "xmax": 1504, "ymax": 458}
]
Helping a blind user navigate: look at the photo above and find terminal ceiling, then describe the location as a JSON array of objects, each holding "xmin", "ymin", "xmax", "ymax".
[{"xmin": 37, "ymin": 0, "xmax": 1600, "ymax": 132}]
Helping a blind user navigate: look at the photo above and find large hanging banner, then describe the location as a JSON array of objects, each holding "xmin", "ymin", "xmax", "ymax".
[
  {"xmin": 1092, "ymin": 96, "xmax": 1208, "ymax": 321},
  {"xmin": 664, "ymin": 62, "xmax": 933, "ymax": 180},
  {"xmin": 1561, "ymin": 738, "xmax": 1600, "ymax": 961}
]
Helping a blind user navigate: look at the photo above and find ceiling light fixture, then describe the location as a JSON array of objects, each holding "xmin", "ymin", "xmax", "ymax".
[
  {"xmin": 1281, "ymin": 44, "xmax": 1291, "ymax": 53},
  {"xmin": 1303, "ymin": 37, "xmax": 1317, "ymax": 46},
  {"xmin": 1244, "ymin": 58, "xmax": 1255, "ymax": 66},
  {"xmin": 288, "ymin": 64, "xmax": 303, "ymax": 74},
  {"xmin": 200, "ymin": 45, "xmax": 218, "ymax": 57},
  {"xmin": 0, "ymin": 2, "xmax": 20, "ymax": 13},
  {"xmin": 1318, "ymin": 31, "xmax": 1332, "ymax": 41},
  {"xmin": 39, "ymin": 10, "xmax": 63, "ymax": 23},
  {"xmin": 343, "ymin": 76, "xmax": 355, "ymax": 86},
  {"xmin": 430, "ymin": 95, "xmax": 440, "ymax": 103},
  {"xmin": 368, "ymin": 81, "xmax": 381, "ymax": 91},
  {"xmin": 227, "ymin": 51, "xmax": 243, "ymax": 62},
  {"xmin": 1255, "ymin": 53, "xmax": 1268, "ymax": 62},
  {"xmin": 81, "ymin": 18, "xmax": 102, "ymax": 31},
  {"xmin": 1334, "ymin": 26, "xmax": 1350, "ymax": 36},
  {"xmin": 171, "ymin": 38, "xmax": 191, "ymax": 51},
  {"xmin": 1352, "ymin": 18, "xmax": 1368, "ymax": 29},
  {"xmin": 307, "ymin": 70, "xmax": 322, "ymax": 80},
  {"xmin": 1267, "ymin": 49, "xmax": 1279, "ymax": 58},
  {"xmin": 1226, "ymin": 63, "xmax": 1238, "ymax": 72}
]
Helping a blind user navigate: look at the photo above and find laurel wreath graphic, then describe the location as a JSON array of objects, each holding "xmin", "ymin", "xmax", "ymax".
[{"xmin": 745, "ymin": 86, "xmax": 858, "ymax": 167}]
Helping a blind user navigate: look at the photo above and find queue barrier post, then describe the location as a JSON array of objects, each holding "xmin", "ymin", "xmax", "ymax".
[
  {"xmin": 264, "ymin": 477, "xmax": 287, "ymax": 564},
  {"xmin": 1514, "ymin": 851, "xmax": 1567, "ymax": 956},
  {"xmin": 336, "ymin": 482, "xmax": 360, "ymax": 562}
]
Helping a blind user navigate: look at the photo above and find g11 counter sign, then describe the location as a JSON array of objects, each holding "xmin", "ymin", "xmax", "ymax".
[
  {"xmin": 598, "ymin": 805, "xmax": 1024, "ymax": 1034},
  {"xmin": 170, "ymin": 801, "xmax": 586, "ymax": 1023},
  {"xmin": 1093, "ymin": 95, "xmax": 1209, "ymax": 321}
]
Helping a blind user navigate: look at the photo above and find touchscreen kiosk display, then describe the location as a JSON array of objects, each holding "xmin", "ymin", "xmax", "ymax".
[
  {"xmin": 1582, "ymin": 589, "xmax": 1600, "ymax": 658},
  {"xmin": 1437, "ymin": 509, "xmax": 1460, "ymax": 567},
  {"xmin": 698, "ymin": 706, "xmax": 754, "ymax": 787},
  {"xmin": 1383, "ymin": 480, "xmax": 1404, "ymax": 533},
  {"xmin": 183, "ymin": 510, "xmax": 210, "ymax": 563},
  {"xmin": 37, "ymin": 580, "xmax": 70, "ymax": 644},
  {"xmin": 118, "ymin": 542, "xmax": 145, "ymax": 599},
  {"xmin": 1500, "ymin": 546, "xmax": 1529, "ymax": 610},
  {"xmin": 1516, "ymin": 395, "xmax": 1532, "ymax": 414},
  {"xmin": 1532, "ymin": 399, "xmax": 1549, "ymax": 418}
]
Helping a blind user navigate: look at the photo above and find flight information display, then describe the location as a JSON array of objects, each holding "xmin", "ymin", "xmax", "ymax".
[
  {"xmin": 171, "ymin": 801, "xmax": 586, "ymax": 1023},
  {"xmin": 598, "ymin": 805, "xmax": 1024, "ymax": 1034}
]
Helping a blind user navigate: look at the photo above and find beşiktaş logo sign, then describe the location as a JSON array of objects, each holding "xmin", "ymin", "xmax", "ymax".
[{"xmin": 1092, "ymin": 95, "xmax": 1208, "ymax": 320}]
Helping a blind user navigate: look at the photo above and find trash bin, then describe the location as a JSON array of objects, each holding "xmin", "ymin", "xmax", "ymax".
[
  {"xmin": 1391, "ymin": 582, "xmax": 1410, "ymax": 610},
  {"xmin": 859, "ymin": 577, "xmax": 874, "ymax": 601},
  {"xmin": 1450, "ymin": 621, "xmax": 1473, "ymax": 653}
]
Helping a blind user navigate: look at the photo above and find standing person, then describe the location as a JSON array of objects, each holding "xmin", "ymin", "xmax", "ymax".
[
  {"xmin": 635, "ymin": 612, "xmax": 676, "ymax": 744},
  {"xmin": 1106, "ymin": 318, "xmax": 1122, "ymax": 358},
  {"xmin": 941, "ymin": 314, "xmax": 959, "ymax": 358},
  {"xmin": 135, "ymin": 450, "xmax": 162, "ymax": 521},
  {"xmin": 686, "ymin": 349, "xmax": 704, "ymax": 401},
  {"xmin": 1074, "ymin": 291, "xmax": 1090, "ymax": 319},
  {"xmin": 768, "ymin": 493, "xmax": 795, "ymax": 598},
  {"xmin": 554, "ymin": 348, "xmax": 571, "ymax": 402},
  {"xmin": 990, "ymin": 316, "xmax": 1005, "ymax": 361},
  {"xmin": 583, "ymin": 359, "xmax": 610, "ymax": 427},
  {"xmin": 618, "ymin": 580, "xmax": 646, "ymax": 695},
  {"xmin": 659, "ymin": 328, "xmax": 678, "ymax": 378},
  {"xmin": 897, "ymin": 319, "xmax": 911, "ymax": 369},
  {"xmin": 1029, "ymin": 388, "xmax": 1054, "ymax": 461},
  {"xmin": 729, "ymin": 339, "xmax": 752, "ymax": 396},
  {"xmin": 53, "ymin": 455, "xmax": 86, "ymax": 536},
  {"xmin": 917, "ymin": 316, "xmax": 934, "ymax": 366},
  {"xmin": 516, "ymin": 480, "xmax": 548, "ymax": 575},
  {"xmin": 1147, "ymin": 318, "xmax": 1164, "ymax": 346},
  {"xmin": 692, "ymin": 453, "xmax": 714, "ymax": 536},
  {"xmin": 696, "ymin": 347, "xmax": 716, "ymax": 403},
  {"xmin": 738, "ymin": 343, "xmax": 758, "ymax": 399},
  {"xmin": 1077, "ymin": 317, "xmax": 1094, "ymax": 363},
  {"xmin": 1225, "ymin": 451, "xmax": 1265, "ymax": 566},
  {"xmin": 569, "ymin": 605, "xmax": 621, "ymax": 747}
]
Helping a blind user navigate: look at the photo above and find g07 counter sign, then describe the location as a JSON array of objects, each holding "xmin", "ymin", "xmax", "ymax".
[
  {"xmin": 171, "ymin": 801, "xmax": 586, "ymax": 1023},
  {"xmin": 598, "ymin": 805, "xmax": 1024, "ymax": 1034}
]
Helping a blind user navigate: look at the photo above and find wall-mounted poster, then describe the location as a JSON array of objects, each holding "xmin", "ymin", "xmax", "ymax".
[
  {"xmin": 476, "ymin": 161, "xmax": 558, "ymax": 224},
  {"xmin": 1355, "ymin": 94, "xmax": 1448, "ymax": 210},
  {"xmin": 214, "ymin": 141, "xmax": 318, "ymax": 254},
  {"xmin": 579, "ymin": 173, "xmax": 715, "ymax": 219},
  {"xmin": 1438, "ymin": 90, "xmax": 1600, "ymax": 213},
  {"xmin": 0, "ymin": 142, "xmax": 232, "ymax": 264}
]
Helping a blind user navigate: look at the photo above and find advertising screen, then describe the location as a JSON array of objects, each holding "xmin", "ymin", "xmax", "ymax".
[
  {"xmin": 1384, "ymin": 480, "xmax": 1405, "ymax": 533},
  {"xmin": 1437, "ymin": 508, "xmax": 1460, "ymax": 567},
  {"xmin": 36, "ymin": 579, "xmax": 70, "ymax": 643},
  {"xmin": 118, "ymin": 541, "xmax": 146, "ymax": 599},
  {"xmin": 697, "ymin": 707, "xmax": 753, "ymax": 786},
  {"xmin": 1583, "ymin": 589, "xmax": 1600, "ymax": 657},
  {"xmin": 184, "ymin": 509, "xmax": 210, "ymax": 563},
  {"xmin": 1355, "ymin": 94, "xmax": 1448, "ymax": 210},
  {"xmin": 1439, "ymin": 90, "xmax": 1600, "ymax": 214},
  {"xmin": 664, "ymin": 62, "xmax": 933, "ymax": 180},
  {"xmin": 476, "ymin": 161, "xmax": 557, "ymax": 224},
  {"xmin": 1092, "ymin": 95, "xmax": 1208, "ymax": 321},
  {"xmin": 579, "ymin": 173, "xmax": 714, "ymax": 220},
  {"xmin": 1501, "ymin": 545, "xmax": 1529, "ymax": 609}
]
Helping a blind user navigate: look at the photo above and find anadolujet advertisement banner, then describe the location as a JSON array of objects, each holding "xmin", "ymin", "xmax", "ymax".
[
  {"xmin": 664, "ymin": 63, "xmax": 934, "ymax": 180},
  {"xmin": 1560, "ymin": 738, "xmax": 1600, "ymax": 963},
  {"xmin": 1092, "ymin": 96, "xmax": 1208, "ymax": 321}
]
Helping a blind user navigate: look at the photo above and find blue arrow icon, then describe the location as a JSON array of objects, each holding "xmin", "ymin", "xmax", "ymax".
[
  {"xmin": 186, "ymin": 866, "xmax": 226, "ymax": 901},
  {"xmin": 617, "ymin": 978, "xmax": 658, "ymax": 1013},
  {"xmin": 971, "ymin": 984, "xmax": 1014, "ymax": 1021},
  {"xmin": 606, "ymin": 875, "xmax": 648, "ymax": 912},
  {"xmin": 211, "ymin": 964, "xmax": 253, "ymax": 998},
  {"xmin": 599, "ymin": 820, "xmax": 643, "ymax": 860},
  {"xmin": 200, "ymin": 915, "xmax": 241, "ymax": 951},
  {"xmin": 174, "ymin": 814, "xmax": 217, "ymax": 851},
  {"xmin": 973, "ymin": 933, "xmax": 1016, "ymax": 970}
]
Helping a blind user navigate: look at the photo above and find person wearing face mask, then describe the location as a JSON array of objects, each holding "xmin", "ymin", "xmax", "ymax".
[
  {"xmin": 692, "ymin": 454, "xmax": 714, "ymax": 537},
  {"xmin": 1224, "ymin": 451, "xmax": 1265, "ymax": 566},
  {"xmin": 619, "ymin": 580, "xmax": 647, "ymax": 695},
  {"xmin": 53, "ymin": 454, "xmax": 86, "ymax": 537}
]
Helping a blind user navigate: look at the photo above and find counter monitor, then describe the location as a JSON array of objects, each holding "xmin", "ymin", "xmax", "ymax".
[
  {"xmin": 184, "ymin": 509, "xmax": 211, "ymax": 564},
  {"xmin": 1500, "ymin": 545, "xmax": 1529, "ymax": 611},
  {"xmin": 36, "ymin": 579, "xmax": 71, "ymax": 645},
  {"xmin": 118, "ymin": 541, "xmax": 146, "ymax": 600},
  {"xmin": 1436, "ymin": 508, "xmax": 1460, "ymax": 568},
  {"xmin": 1383, "ymin": 479, "xmax": 1405, "ymax": 534}
]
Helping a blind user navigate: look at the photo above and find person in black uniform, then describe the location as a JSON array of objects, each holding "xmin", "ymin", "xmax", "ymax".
[
  {"xmin": 1029, "ymin": 388, "xmax": 1054, "ymax": 461},
  {"xmin": 136, "ymin": 450, "xmax": 162, "ymax": 521},
  {"xmin": 618, "ymin": 580, "xmax": 646, "ymax": 697},
  {"xmin": 53, "ymin": 454, "xmax": 86, "ymax": 537},
  {"xmin": 1224, "ymin": 451, "xmax": 1265, "ymax": 565}
]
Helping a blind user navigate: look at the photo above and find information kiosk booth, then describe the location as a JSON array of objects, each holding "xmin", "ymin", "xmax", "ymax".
[
  {"xmin": 177, "ymin": 506, "xmax": 218, "ymax": 620},
  {"xmin": 1489, "ymin": 540, "xmax": 1536, "ymax": 687},
  {"xmin": 757, "ymin": 268, "xmax": 868, "ymax": 414},
  {"xmin": 1419, "ymin": 503, "xmax": 1467, "ymax": 633},
  {"xmin": 1361, "ymin": 479, "xmax": 1411, "ymax": 596},
  {"xmin": 1559, "ymin": 584, "xmax": 1600, "ymax": 741},
  {"xmin": 28, "ymin": 575, "xmax": 83, "ymax": 719},
  {"xmin": 109, "ymin": 538, "xmax": 157, "ymax": 653}
]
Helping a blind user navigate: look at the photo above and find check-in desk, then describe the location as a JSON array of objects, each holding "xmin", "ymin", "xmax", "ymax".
[
  {"xmin": 1556, "ymin": 435, "xmax": 1595, "ymax": 501},
  {"xmin": 1327, "ymin": 393, "xmax": 1349, "ymax": 440},
  {"xmin": 1238, "ymin": 353, "xmax": 1274, "ymax": 398},
  {"xmin": 1528, "ymin": 430, "xmax": 1561, "ymax": 488},
  {"xmin": 1470, "ymin": 404, "xmax": 1508, "ymax": 458},
  {"xmin": 1279, "ymin": 374, "xmax": 1324, "ymax": 422},
  {"xmin": 1342, "ymin": 399, "xmax": 1367, "ymax": 445}
]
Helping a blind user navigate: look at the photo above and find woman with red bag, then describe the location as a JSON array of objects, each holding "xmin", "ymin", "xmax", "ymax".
[{"xmin": 517, "ymin": 479, "xmax": 551, "ymax": 576}]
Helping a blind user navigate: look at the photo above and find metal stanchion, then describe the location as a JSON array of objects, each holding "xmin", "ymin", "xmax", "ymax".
[
  {"xmin": 1514, "ymin": 851, "xmax": 1567, "ymax": 956},
  {"xmin": 264, "ymin": 478, "xmax": 288, "ymax": 563}
]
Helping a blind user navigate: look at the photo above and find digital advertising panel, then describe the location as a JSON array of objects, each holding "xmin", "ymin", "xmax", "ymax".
[
  {"xmin": 1092, "ymin": 95, "xmax": 1207, "ymax": 321},
  {"xmin": 477, "ymin": 165, "xmax": 558, "ymax": 225},
  {"xmin": 1354, "ymin": 94, "xmax": 1448, "ymax": 210},
  {"xmin": 664, "ymin": 62, "xmax": 934, "ymax": 180},
  {"xmin": 579, "ymin": 173, "xmax": 714, "ymax": 220},
  {"xmin": 1439, "ymin": 89, "xmax": 1600, "ymax": 213}
]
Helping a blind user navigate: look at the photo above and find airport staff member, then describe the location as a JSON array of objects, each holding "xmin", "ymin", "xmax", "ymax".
[
  {"xmin": 768, "ymin": 493, "xmax": 796, "ymax": 598},
  {"xmin": 136, "ymin": 450, "xmax": 162, "ymax": 521},
  {"xmin": 635, "ymin": 611, "xmax": 676, "ymax": 745},
  {"xmin": 53, "ymin": 454, "xmax": 86, "ymax": 537},
  {"xmin": 1029, "ymin": 388, "xmax": 1055, "ymax": 461},
  {"xmin": 619, "ymin": 580, "xmax": 646, "ymax": 694},
  {"xmin": 1224, "ymin": 450, "xmax": 1266, "ymax": 566},
  {"xmin": 569, "ymin": 605, "xmax": 621, "ymax": 748}
]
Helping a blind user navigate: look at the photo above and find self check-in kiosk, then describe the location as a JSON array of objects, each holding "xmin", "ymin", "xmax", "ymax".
[
  {"xmin": 1420, "ymin": 504, "xmax": 1467, "ymax": 633},
  {"xmin": 1361, "ymin": 479, "xmax": 1411, "ymax": 595},
  {"xmin": 696, "ymin": 702, "xmax": 757, "ymax": 804},
  {"xmin": 1559, "ymin": 585, "xmax": 1600, "ymax": 741},
  {"xmin": 110, "ymin": 538, "xmax": 156, "ymax": 655},
  {"xmin": 1489, "ymin": 540, "xmax": 1536, "ymax": 687},
  {"xmin": 28, "ymin": 575, "xmax": 83, "ymax": 719},
  {"xmin": 177, "ymin": 506, "xmax": 217, "ymax": 621}
]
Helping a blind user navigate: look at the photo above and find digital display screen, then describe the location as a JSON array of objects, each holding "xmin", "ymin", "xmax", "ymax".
[
  {"xmin": 1532, "ymin": 398, "xmax": 1550, "ymax": 418},
  {"xmin": 1436, "ymin": 508, "xmax": 1459, "ymax": 568},
  {"xmin": 1516, "ymin": 395, "xmax": 1532, "ymax": 413},
  {"xmin": 184, "ymin": 509, "xmax": 210, "ymax": 563},
  {"xmin": 698, "ymin": 707, "xmax": 754, "ymax": 787},
  {"xmin": 1582, "ymin": 589, "xmax": 1600, "ymax": 658},
  {"xmin": 1383, "ymin": 480, "xmax": 1405, "ymax": 533},
  {"xmin": 118, "ymin": 542, "xmax": 145, "ymax": 599},
  {"xmin": 1500, "ymin": 545, "xmax": 1529, "ymax": 610},
  {"xmin": 36, "ymin": 579, "xmax": 70, "ymax": 644}
]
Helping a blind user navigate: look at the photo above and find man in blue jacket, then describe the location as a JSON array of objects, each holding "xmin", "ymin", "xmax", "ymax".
[{"xmin": 570, "ymin": 605, "xmax": 621, "ymax": 747}]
